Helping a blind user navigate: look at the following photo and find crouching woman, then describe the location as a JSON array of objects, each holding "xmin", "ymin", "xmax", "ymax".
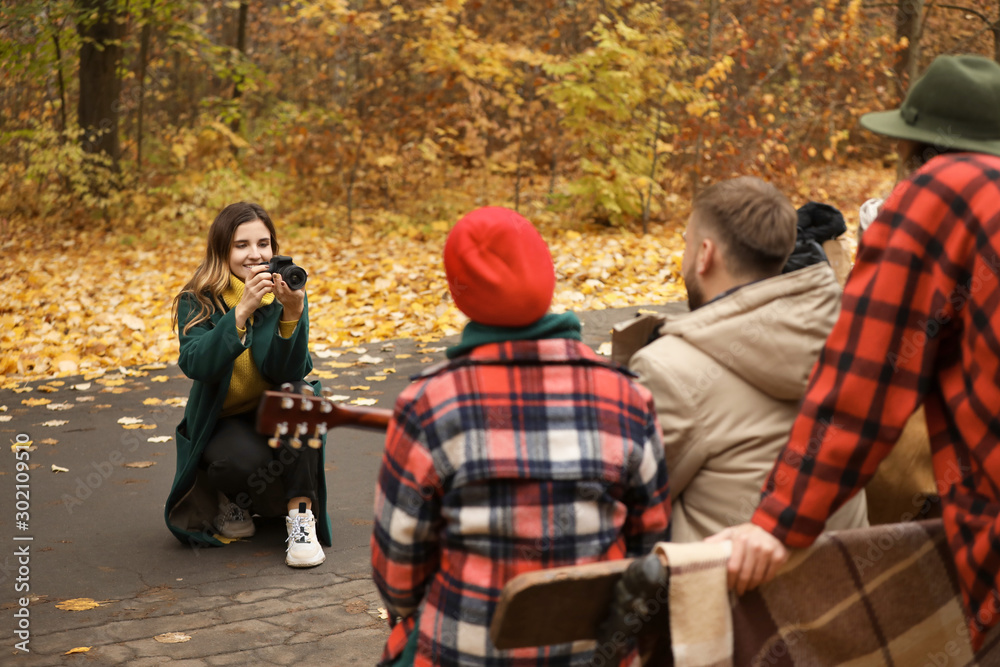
[{"xmin": 165, "ymin": 201, "xmax": 331, "ymax": 567}]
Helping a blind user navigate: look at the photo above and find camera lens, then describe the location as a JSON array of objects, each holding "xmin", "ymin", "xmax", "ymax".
[{"xmin": 281, "ymin": 266, "xmax": 308, "ymax": 290}]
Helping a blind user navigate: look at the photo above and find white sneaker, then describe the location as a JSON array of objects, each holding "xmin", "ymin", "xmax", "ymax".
[
  {"xmin": 214, "ymin": 496, "xmax": 255, "ymax": 539},
  {"xmin": 285, "ymin": 507, "xmax": 325, "ymax": 568}
]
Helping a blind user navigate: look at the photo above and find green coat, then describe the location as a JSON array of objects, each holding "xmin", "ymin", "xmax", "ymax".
[{"xmin": 165, "ymin": 292, "xmax": 332, "ymax": 548}]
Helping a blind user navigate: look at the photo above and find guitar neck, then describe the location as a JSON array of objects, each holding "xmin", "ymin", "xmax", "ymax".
[{"xmin": 256, "ymin": 390, "xmax": 392, "ymax": 439}]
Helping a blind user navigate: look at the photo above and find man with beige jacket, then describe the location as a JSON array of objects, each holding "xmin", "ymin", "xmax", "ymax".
[{"xmin": 629, "ymin": 176, "xmax": 868, "ymax": 542}]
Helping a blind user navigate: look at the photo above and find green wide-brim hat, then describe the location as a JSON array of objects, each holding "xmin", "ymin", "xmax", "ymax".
[{"xmin": 860, "ymin": 54, "xmax": 1000, "ymax": 158}]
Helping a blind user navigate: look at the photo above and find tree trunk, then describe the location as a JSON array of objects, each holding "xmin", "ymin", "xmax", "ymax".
[
  {"xmin": 346, "ymin": 130, "xmax": 366, "ymax": 230},
  {"xmin": 893, "ymin": 0, "xmax": 923, "ymax": 99},
  {"xmin": 51, "ymin": 30, "xmax": 68, "ymax": 140},
  {"xmin": 690, "ymin": 0, "xmax": 718, "ymax": 197},
  {"xmin": 136, "ymin": 3, "xmax": 153, "ymax": 170},
  {"xmin": 995, "ymin": 0, "xmax": 1000, "ymax": 63},
  {"xmin": 76, "ymin": 0, "xmax": 125, "ymax": 169},
  {"xmin": 641, "ymin": 106, "xmax": 664, "ymax": 236},
  {"xmin": 230, "ymin": 1, "xmax": 248, "ymax": 136},
  {"xmin": 548, "ymin": 141, "xmax": 559, "ymax": 199}
]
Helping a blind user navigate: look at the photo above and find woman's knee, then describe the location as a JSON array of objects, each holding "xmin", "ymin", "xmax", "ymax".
[{"xmin": 204, "ymin": 451, "xmax": 270, "ymax": 489}]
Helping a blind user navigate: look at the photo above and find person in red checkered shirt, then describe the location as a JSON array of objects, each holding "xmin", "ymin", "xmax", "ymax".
[
  {"xmin": 371, "ymin": 207, "xmax": 671, "ymax": 666},
  {"xmin": 709, "ymin": 54, "xmax": 1000, "ymax": 652}
]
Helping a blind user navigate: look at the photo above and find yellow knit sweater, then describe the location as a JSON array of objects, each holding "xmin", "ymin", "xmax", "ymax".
[{"xmin": 219, "ymin": 275, "xmax": 299, "ymax": 417}]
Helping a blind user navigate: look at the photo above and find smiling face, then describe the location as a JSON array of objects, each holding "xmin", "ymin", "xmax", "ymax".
[{"xmin": 229, "ymin": 219, "xmax": 273, "ymax": 280}]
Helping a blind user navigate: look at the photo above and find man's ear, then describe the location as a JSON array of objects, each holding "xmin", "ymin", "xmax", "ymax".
[{"xmin": 696, "ymin": 237, "xmax": 716, "ymax": 276}]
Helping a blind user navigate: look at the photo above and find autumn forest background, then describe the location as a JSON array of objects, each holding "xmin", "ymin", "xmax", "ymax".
[{"xmin": 3, "ymin": 0, "xmax": 998, "ymax": 387}]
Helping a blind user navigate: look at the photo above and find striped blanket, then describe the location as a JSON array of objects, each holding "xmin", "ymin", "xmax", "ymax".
[{"xmin": 655, "ymin": 520, "xmax": 1000, "ymax": 666}]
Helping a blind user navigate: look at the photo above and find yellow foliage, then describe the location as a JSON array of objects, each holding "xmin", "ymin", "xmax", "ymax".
[{"xmin": 2, "ymin": 156, "xmax": 897, "ymax": 387}]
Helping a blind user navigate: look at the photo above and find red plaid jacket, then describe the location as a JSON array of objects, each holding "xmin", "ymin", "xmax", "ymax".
[
  {"xmin": 371, "ymin": 338, "xmax": 671, "ymax": 666},
  {"xmin": 753, "ymin": 153, "xmax": 1000, "ymax": 650}
]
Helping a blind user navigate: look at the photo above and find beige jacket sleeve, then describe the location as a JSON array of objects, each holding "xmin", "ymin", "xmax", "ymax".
[{"xmin": 630, "ymin": 349, "xmax": 702, "ymax": 500}]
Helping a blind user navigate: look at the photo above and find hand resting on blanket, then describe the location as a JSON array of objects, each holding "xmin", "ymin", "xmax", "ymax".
[{"xmin": 705, "ymin": 522, "xmax": 789, "ymax": 594}]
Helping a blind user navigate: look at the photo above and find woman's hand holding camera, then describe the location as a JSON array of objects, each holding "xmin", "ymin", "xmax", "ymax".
[
  {"xmin": 273, "ymin": 270, "xmax": 304, "ymax": 322},
  {"xmin": 234, "ymin": 265, "xmax": 275, "ymax": 330},
  {"xmin": 233, "ymin": 263, "xmax": 305, "ymax": 330}
]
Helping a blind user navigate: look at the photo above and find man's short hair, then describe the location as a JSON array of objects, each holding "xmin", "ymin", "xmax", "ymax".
[{"xmin": 692, "ymin": 176, "xmax": 797, "ymax": 279}]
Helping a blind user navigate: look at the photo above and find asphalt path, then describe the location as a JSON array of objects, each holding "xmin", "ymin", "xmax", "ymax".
[{"xmin": 0, "ymin": 303, "xmax": 683, "ymax": 666}]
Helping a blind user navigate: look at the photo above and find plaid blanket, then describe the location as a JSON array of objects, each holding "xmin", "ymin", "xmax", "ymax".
[
  {"xmin": 730, "ymin": 520, "xmax": 1000, "ymax": 666},
  {"xmin": 493, "ymin": 522, "xmax": 1000, "ymax": 665}
]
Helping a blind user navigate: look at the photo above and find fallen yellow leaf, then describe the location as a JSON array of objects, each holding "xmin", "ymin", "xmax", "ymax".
[
  {"xmin": 124, "ymin": 461, "xmax": 155, "ymax": 468},
  {"xmin": 22, "ymin": 398, "xmax": 51, "ymax": 407},
  {"xmin": 56, "ymin": 598, "xmax": 107, "ymax": 611},
  {"xmin": 57, "ymin": 359, "xmax": 79, "ymax": 373},
  {"xmin": 365, "ymin": 376, "xmax": 387, "ymax": 381},
  {"xmin": 64, "ymin": 647, "xmax": 91, "ymax": 655},
  {"xmin": 122, "ymin": 314, "xmax": 145, "ymax": 331},
  {"xmin": 143, "ymin": 398, "xmax": 163, "ymax": 405},
  {"xmin": 350, "ymin": 385, "xmax": 371, "ymax": 391},
  {"xmin": 150, "ymin": 376, "xmax": 169, "ymax": 383}
]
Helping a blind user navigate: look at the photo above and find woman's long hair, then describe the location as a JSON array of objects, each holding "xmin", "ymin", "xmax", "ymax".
[{"xmin": 172, "ymin": 202, "xmax": 279, "ymax": 335}]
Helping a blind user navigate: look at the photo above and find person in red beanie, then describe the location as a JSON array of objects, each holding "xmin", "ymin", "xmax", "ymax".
[{"xmin": 371, "ymin": 206, "xmax": 671, "ymax": 667}]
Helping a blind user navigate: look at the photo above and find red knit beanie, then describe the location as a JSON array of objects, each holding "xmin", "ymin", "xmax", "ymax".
[{"xmin": 444, "ymin": 207, "xmax": 555, "ymax": 327}]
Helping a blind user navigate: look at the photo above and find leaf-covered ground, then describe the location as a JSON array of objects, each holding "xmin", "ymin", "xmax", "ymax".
[{"xmin": 1, "ymin": 163, "xmax": 894, "ymax": 388}]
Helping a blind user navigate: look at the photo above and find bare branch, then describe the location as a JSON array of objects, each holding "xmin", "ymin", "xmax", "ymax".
[{"xmin": 934, "ymin": 4, "xmax": 993, "ymax": 25}]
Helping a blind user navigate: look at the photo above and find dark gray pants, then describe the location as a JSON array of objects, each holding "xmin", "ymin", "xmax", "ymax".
[{"xmin": 201, "ymin": 395, "xmax": 320, "ymax": 514}]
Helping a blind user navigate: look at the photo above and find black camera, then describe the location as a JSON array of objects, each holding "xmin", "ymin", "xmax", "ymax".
[{"xmin": 263, "ymin": 255, "xmax": 308, "ymax": 290}]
